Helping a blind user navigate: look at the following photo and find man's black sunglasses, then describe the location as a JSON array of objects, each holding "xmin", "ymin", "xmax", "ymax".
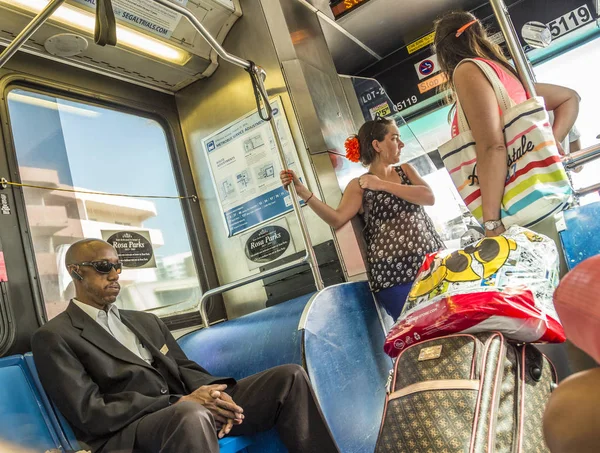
[{"xmin": 72, "ymin": 261, "xmax": 122, "ymax": 274}]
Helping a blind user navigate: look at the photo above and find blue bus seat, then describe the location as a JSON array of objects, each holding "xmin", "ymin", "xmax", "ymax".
[
  {"xmin": 24, "ymin": 352, "xmax": 253, "ymax": 453},
  {"xmin": 178, "ymin": 293, "xmax": 311, "ymax": 379},
  {"xmin": 217, "ymin": 435, "xmax": 253, "ymax": 453},
  {"xmin": 24, "ymin": 352, "xmax": 82, "ymax": 452},
  {"xmin": 559, "ymin": 202, "xmax": 600, "ymax": 270},
  {"xmin": 0, "ymin": 354, "xmax": 64, "ymax": 451},
  {"xmin": 178, "ymin": 294, "xmax": 313, "ymax": 453},
  {"xmin": 179, "ymin": 283, "xmax": 392, "ymax": 453},
  {"xmin": 301, "ymin": 281, "xmax": 392, "ymax": 453}
]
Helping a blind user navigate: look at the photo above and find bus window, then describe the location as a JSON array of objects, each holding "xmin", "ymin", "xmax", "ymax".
[
  {"xmin": 533, "ymin": 35, "xmax": 600, "ymax": 204},
  {"xmin": 6, "ymin": 89, "xmax": 201, "ymax": 319},
  {"xmin": 392, "ymin": 107, "xmax": 472, "ymax": 248}
]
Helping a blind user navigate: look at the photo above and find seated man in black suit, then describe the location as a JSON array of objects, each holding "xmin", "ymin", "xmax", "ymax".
[{"xmin": 32, "ymin": 239, "xmax": 339, "ymax": 453}]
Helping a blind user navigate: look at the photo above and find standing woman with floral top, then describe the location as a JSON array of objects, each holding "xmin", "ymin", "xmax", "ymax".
[{"xmin": 280, "ymin": 117, "xmax": 444, "ymax": 320}]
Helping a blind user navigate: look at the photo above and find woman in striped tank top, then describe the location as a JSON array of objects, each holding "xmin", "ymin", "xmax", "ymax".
[
  {"xmin": 433, "ymin": 11, "xmax": 592, "ymax": 379},
  {"xmin": 433, "ymin": 11, "xmax": 579, "ymax": 271}
]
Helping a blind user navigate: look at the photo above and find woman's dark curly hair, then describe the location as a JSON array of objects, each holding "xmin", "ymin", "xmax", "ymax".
[{"xmin": 355, "ymin": 117, "xmax": 394, "ymax": 166}]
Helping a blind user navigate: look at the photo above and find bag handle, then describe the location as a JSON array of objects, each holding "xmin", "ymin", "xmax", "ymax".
[{"xmin": 453, "ymin": 59, "xmax": 517, "ymax": 134}]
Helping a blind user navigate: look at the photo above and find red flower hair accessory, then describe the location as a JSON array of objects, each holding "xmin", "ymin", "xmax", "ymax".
[{"xmin": 345, "ymin": 136, "xmax": 360, "ymax": 163}]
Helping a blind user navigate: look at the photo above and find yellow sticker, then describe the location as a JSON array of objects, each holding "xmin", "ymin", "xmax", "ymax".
[
  {"xmin": 418, "ymin": 345, "xmax": 443, "ymax": 361},
  {"xmin": 160, "ymin": 344, "xmax": 169, "ymax": 355},
  {"xmin": 407, "ymin": 31, "xmax": 436, "ymax": 54},
  {"xmin": 369, "ymin": 102, "xmax": 391, "ymax": 119}
]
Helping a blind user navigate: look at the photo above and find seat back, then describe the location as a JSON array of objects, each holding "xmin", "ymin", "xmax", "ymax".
[
  {"xmin": 178, "ymin": 293, "xmax": 310, "ymax": 379},
  {"xmin": 0, "ymin": 354, "xmax": 63, "ymax": 451},
  {"xmin": 178, "ymin": 295, "xmax": 314, "ymax": 453},
  {"xmin": 559, "ymin": 202, "xmax": 600, "ymax": 270},
  {"xmin": 301, "ymin": 282, "xmax": 392, "ymax": 453}
]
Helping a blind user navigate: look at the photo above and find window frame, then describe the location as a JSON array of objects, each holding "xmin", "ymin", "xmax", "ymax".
[{"xmin": 0, "ymin": 74, "xmax": 222, "ymax": 329}]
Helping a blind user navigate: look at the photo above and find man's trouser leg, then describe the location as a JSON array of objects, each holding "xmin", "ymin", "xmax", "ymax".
[
  {"xmin": 133, "ymin": 400, "xmax": 220, "ymax": 453},
  {"xmin": 227, "ymin": 364, "xmax": 340, "ymax": 453}
]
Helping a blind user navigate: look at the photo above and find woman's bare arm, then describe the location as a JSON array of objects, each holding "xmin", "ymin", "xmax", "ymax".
[
  {"xmin": 454, "ymin": 62, "xmax": 507, "ymax": 234},
  {"xmin": 535, "ymin": 83, "xmax": 580, "ymax": 145},
  {"xmin": 280, "ymin": 170, "xmax": 363, "ymax": 229}
]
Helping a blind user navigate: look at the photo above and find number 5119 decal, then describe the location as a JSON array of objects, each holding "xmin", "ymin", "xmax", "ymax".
[{"xmin": 547, "ymin": 5, "xmax": 594, "ymax": 40}]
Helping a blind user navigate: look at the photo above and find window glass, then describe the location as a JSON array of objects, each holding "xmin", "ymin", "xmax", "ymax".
[
  {"xmin": 7, "ymin": 89, "xmax": 201, "ymax": 319},
  {"xmin": 533, "ymin": 36, "xmax": 600, "ymax": 203}
]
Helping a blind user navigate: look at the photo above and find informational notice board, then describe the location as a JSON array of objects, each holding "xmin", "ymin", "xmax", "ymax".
[{"xmin": 202, "ymin": 97, "xmax": 305, "ymax": 237}]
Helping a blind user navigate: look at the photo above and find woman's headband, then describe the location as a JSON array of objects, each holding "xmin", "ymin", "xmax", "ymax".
[
  {"xmin": 437, "ymin": 19, "xmax": 479, "ymax": 44},
  {"xmin": 455, "ymin": 20, "xmax": 477, "ymax": 37}
]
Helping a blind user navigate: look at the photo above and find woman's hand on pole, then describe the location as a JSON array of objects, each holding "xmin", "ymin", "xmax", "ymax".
[{"xmin": 280, "ymin": 169, "xmax": 311, "ymax": 200}]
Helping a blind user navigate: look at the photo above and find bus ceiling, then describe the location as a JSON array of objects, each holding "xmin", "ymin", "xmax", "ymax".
[
  {"xmin": 0, "ymin": 0, "xmax": 244, "ymax": 93},
  {"xmin": 0, "ymin": 0, "xmax": 580, "ymax": 92},
  {"xmin": 302, "ymin": 0, "xmax": 510, "ymax": 75}
]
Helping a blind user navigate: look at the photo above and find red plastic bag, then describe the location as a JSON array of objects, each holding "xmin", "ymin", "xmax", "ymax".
[{"xmin": 384, "ymin": 226, "xmax": 566, "ymax": 358}]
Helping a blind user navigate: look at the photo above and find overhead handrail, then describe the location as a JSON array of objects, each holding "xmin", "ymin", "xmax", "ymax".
[
  {"xmin": 0, "ymin": 0, "xmax": 66, "ymax": 69},
  {"xmin": 199, "ymin": 254, "xmax": 310, "ymax": 328}
]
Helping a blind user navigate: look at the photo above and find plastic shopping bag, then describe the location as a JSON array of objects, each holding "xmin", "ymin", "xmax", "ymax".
[{"xmin": 384, "ymin": 226, "xmax": 566, "ymax": 358}]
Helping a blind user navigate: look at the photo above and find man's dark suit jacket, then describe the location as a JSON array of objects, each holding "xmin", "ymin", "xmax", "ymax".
[{"xmin": 31, "ymin": 301, "xmax": 234, "ymax": 453}]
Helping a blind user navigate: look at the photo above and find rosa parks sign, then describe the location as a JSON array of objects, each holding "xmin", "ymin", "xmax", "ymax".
[
  {"xmin": 244, "ymin": 226, "xmax": 291, "ymax": 264},
  {"xmin": 101, "ymin": 230, "xmax": 156, "ymax": 269}
]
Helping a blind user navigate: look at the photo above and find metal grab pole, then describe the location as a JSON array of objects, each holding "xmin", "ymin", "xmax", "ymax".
[
  {"xmin": 199, "ymin": 255, "xmax": 310, "ymax": 327},
  {"xmin": 0, "ymin": 0, "xmax": 66, "ymax": 69},
  {"xmin": 489, "ymin": 0, "xmax": 537, "ymax": 97},
  {"xmin": 250, "ymin": 66, "xmax": 324, "ymax": 291},
  {"xmin": 269, "ymin": 120, "xmax": 324, "ymax": 291}
]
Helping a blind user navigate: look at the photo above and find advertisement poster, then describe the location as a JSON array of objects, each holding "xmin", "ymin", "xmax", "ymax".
[
  {"xmin": 202, "ymin": 97, "xmax": 305, "ymax": 236},
  {"xmin": 71, "ymin": 0, "xmax": 188, "ymax": 39},
  {"xmin": 101, "ymin": 230, "xmax": 156, "ymax": 269}
]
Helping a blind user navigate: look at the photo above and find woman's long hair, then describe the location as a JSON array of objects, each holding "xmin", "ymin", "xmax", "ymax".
[{"xmin": 433, "ymin": 11, "xmax": 518, "ymax": 101}]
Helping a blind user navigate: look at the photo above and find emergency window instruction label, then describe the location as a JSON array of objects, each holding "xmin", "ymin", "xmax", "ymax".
[
  {"xmin": 72, "ymin": 0, "xmax": 188, "ymax": 38},
  {"xmin": 547, "ymin": 5, "xmax": 594, "ymax": 40},
  {"xmin": 407, "ymin": 31, "xmax": 435, "ymax": 54}
]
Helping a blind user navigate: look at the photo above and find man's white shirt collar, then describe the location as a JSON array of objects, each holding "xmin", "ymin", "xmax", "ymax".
[{"xmin": 73, "ymin": 299, "xmax": 120, "ymax": 322}]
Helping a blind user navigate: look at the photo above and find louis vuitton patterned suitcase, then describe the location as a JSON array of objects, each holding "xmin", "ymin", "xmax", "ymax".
[{"xmin": 375, "ymin": 332, "xmax": 556, "ymax": 453}]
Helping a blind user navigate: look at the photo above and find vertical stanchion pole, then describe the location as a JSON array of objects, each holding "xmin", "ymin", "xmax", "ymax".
[
  {"xmin": 268, "ymin": 116, "xmax": 324, "ymax": 291},
  {"xmin": 489, "ymin": 0, "xmax": 537, "ymax": 97},
  {"xmin": 251, "ymin": 67, "xmax": 324, "ymax": 291}
]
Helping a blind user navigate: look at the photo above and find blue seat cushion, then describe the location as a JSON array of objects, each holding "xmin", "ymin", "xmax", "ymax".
[{"xmin": 219, "ymin": 435, "xmax": 253, "ymax": 453}]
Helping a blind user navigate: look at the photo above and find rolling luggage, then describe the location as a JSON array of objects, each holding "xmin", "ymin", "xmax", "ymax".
[{"xmin": 375, "ymin": 332, "xmax": 556, "ymax": 453}]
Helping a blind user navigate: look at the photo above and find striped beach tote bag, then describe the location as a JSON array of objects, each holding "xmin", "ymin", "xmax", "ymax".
[{"xmin": 439, "ymin": 58, "xmax": 572, "ymax": 228}]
